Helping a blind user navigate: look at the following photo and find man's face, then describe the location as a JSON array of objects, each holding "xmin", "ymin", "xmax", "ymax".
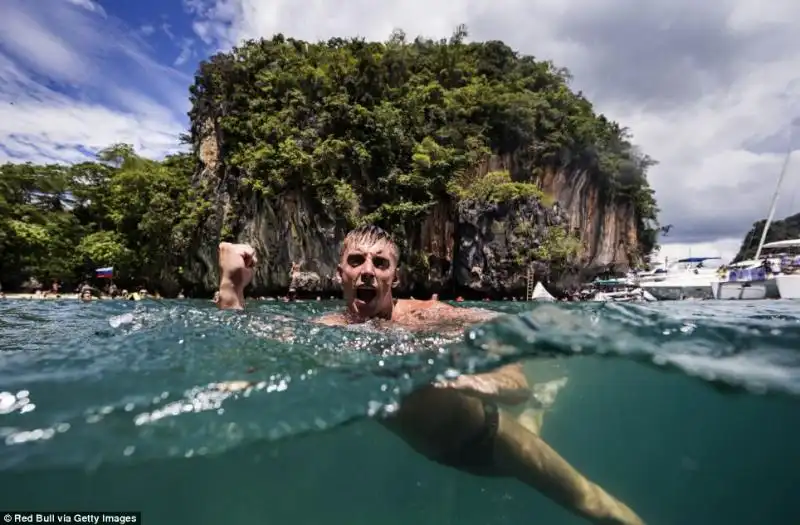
[{"xmin": 338, "ymin": 240, "xmax": 398, "ymax": 318}]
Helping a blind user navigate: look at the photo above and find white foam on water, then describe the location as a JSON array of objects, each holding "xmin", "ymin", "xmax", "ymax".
[{"xmin": 662, "ymin": 352, "xmax": 798, "ymax": 395}]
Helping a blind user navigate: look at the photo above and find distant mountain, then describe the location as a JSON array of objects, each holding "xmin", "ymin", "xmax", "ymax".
[{"xmin": 733, "ymin": 212, "xmax": 800, "ymax": 261}]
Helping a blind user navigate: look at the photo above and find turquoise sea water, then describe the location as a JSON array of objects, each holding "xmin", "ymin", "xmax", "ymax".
[{"xmin": 0, "ymin": 298, "xmax": 799, "ymax": 524}]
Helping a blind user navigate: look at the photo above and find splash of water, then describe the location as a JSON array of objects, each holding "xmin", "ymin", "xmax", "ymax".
[
  {"xmin": 468, "ymin": 302, "xmax": 800, "ymax": 395},
  {"xmin": 0, "ymin": 299, "xmax": 799, "ymax": 470}
]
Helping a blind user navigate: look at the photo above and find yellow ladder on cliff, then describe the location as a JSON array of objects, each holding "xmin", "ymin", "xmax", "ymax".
[{"xmin": 525, "ymin": 266, "xmax": 535, "ymax": 301}]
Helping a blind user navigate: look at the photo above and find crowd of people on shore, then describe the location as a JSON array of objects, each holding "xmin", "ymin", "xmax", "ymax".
[
  {"xmin": 0, "ymin": 273, "xmax": 545, "ymax": 304},
  {"xmin": 0, "ymin": 280, "xmax": 162, "ymax": 302},
  {"xmin": 1, "ymin": 256, "xmax": 586, "ymax": 304}
]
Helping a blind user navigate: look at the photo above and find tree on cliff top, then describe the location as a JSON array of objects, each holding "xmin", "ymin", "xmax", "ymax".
[{"xmin": 189, "ymin": 26, "xmax": 659, "ymax": 257}]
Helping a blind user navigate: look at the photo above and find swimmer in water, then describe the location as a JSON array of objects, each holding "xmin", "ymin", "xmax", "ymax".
[
  {"xmin": 215, "ymin": 226, "xmax": 644, "ymax": 525},
  {"xmin": 288, "ymin": 261, "xmax": 301, "ymax": 301}
]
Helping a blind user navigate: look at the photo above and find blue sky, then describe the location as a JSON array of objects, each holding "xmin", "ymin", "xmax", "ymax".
[
  {"xmin": 103, "ymin": 0, "xmax": 203, "ymax": 72},
  {"xmin": 1, "ymin": 0, "xmax": 800, "ymax": 262},
  {"xmin": 0, "ymin": 0, "xmax": 209, "ymax": 163}
]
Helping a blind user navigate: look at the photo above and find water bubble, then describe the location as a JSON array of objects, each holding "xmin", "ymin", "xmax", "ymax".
[
  {"xmin": 367, "ymin": 400, "xmax": 383, "ymax": 417},
  {"xmin": 443, "ymin": 368, "xmax": 461, "ymax": 379},
  {"xmin": 0, "ymin": 392, "xmax": 16, "ymax": 413},
  {"xmin": 109, "ymin": 313, "xmax": 135, "ymax": 328}
]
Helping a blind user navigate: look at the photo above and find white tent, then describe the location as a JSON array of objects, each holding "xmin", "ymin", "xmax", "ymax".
[{"xmin": 531, "ymin": 281, "xmax": 555, "ymax": 301}]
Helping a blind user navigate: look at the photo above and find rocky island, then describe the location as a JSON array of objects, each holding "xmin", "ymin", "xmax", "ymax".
[
  {"xmin": 0, "ymin": 28, "xmax": 659, "ymax": 298},
  {"xmin": 181, "ymin": 28, "xmax": 659, "ymax": 297}
]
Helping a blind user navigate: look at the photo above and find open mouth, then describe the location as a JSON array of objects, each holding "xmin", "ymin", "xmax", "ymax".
[{"xmin": 355, "ymin": 287, "xmax": 377, "ymax": 303}]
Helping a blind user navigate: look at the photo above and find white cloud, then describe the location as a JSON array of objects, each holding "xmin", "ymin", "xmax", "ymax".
[
  {"xmin": 161, "ymin": 23, "xmax": 176, "ymax": 41},
  {"xmin": 0, "ymin": 3, "xmax": 89, "ymax": 84},
  {"xmin": 0, "ymin": 0, "xmax": 190, "ymax": 165},
  {"xmin": 656, "ymin": 239, "xmax": 742, "ymax": 267},
  {"xmin": 63, "ymin": 0, "xmax": 106, "ymax": 17},
  {"xmin": 174, "ymin": 38, "xmax": 195, "ymax": 66},
  {"xmin": 140, "ymin": 24, "xmax": 155, "ymax": 36},
  {"xmin": 184, "ymin": 0, "xmax": 800, "ymax": 262}
]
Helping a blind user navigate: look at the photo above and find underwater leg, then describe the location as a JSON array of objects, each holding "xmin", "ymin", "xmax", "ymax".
[
  {"xmin": 516, "ymin": 376, "xmax": 569, "ymax": 435},
  {"xmin": 492, "ymin": 410, "xmax": 645, "ymax": 525}
]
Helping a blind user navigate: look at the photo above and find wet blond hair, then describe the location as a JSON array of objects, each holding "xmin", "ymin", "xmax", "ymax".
[{"xmin": 340, "ymin": 225, "xmax": 400, "ymax": 264}]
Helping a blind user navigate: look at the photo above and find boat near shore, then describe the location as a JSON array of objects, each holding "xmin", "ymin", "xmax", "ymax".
[
  {"xmin": 580, "ymin": 278, "xmax": 657, "ymax": 303},
  {"xmin": 636, "ymin": 257, "xmax": 721, "ymax": 300},
  {"xmin": 713, "ymin": 239, "xmax": 800, "ymax": 300}
]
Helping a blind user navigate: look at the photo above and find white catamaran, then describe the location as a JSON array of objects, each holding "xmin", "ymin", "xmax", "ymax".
[
  {"xmin": 638, "ymin": 257, "xmax": 721, "ymax": 300},
  {"xmin": 772, "ymin": 239, "xmax": 800, "ymax": 299},
  {"xmin": 713, "ymin": 130, "xmax": 796, "ymax": 300}
]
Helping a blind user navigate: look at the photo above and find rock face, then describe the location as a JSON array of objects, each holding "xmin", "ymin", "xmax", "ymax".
[
  {"xmin": 471, "ymin": 152, "xmax": 639, "ymax": 268},
  {"xmin": 541, "ymin": 168, "xmax": 638, "ymax": 267},
  {"xmin": 452, "ymin": 199, "xmax": 565, "ymax": 295},
  {"xmin": 181, "ymin": 119, "xmax": 643, "ymax": 298}
]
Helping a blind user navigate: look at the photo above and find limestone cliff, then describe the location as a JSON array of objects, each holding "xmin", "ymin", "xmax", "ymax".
[
  {"xmin": 466, "ymin": 153, "xmax": 641, "ymax": 270},
  {"xmin": 180, "ymin": 34, "xmax": 658, "ymax": 298},
  {"xmin": 182, "ymin": 120, "xmax": 638, "ymax": 298}
]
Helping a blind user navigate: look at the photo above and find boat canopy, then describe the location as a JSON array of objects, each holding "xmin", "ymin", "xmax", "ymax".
[
  {"xmin": 761, "ymin": 238, "xmax": 800, "ymax": 250},
  {"xmin": 676, "ymin": 257, "xmax": 722, "ymax": 263},
  {"xmin": 728, "ymin": 260, "xmax": 757, "ymax": 268},
  {"xmin": 593, "ymin": 278, "xmax": 629, "ymax": 286}
]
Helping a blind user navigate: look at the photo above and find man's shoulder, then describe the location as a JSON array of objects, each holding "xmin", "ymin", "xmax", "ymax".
[
  {"xmin": 315, "ymin": 312, "xmax": 348, "ymax": 326},
  {"xmin": 405, "ymin": 300, "xmax": 498, "ymax": 323},
  {"xmin": 395, "ymin": 298, "xmax": 453, "ymax": 314}
]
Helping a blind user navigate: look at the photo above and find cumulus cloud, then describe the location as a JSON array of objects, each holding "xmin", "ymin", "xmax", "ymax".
[
  {"xmin": 63, "ymin": 0, "xmax": 106, "ymax": 17},
  {"xmin": 0, "ymin": 0, "xmax": 191, "ymax": 164},
  {"xmin": 184, "ymin": 0, "xmax": 800, "ymax": 258}
]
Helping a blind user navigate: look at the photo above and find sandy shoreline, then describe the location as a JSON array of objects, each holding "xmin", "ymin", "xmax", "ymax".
[
  {"xmin": 0, "ymin": 293, "xmax": 176, "ymax": 301},
  {"xmin": 1, "ymin": 293, "xmax": 85, "ymax": 300}
]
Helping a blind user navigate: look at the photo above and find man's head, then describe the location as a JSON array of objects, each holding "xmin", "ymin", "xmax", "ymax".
[{"xmin": 337, "ymin": 225, "xmax": 400, "ymax": 320}]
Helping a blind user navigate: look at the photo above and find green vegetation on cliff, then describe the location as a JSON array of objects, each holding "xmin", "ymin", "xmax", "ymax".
[
  {"xmin": 191, "ymin": 26, "xmax": 658, "ymax": 257},
  {"xmin": 0, "ymin": 145, "xmax": 197, "ymax": 291},
  {"xmin": 734, "ymin": 212, "xmax": 800, "ymax": 261},
  {"xmin": 512, "ymin": 219, "xmax": 582, "ymax": 269},
  {"xmin": 451, "ymin": 170, "xmax": 553, "ymax": 205}
]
